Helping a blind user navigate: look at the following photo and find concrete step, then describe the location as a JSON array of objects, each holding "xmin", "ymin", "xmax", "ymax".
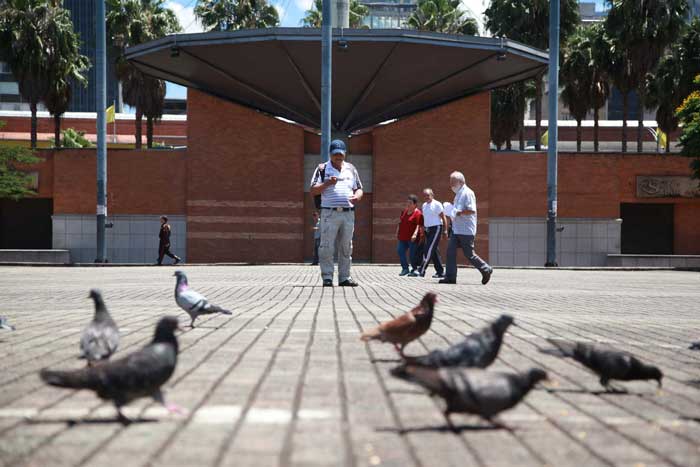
[
  {"xmin": 607, "ymin": 254, "xmax": 700, "ymax": 268},
  {"xmin": 0, "ymin": 249, "xmax": 70, "ymax": 264}
]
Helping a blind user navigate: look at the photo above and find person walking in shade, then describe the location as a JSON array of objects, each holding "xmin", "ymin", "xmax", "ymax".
[{"xmin": 157, "ymin": 216, "xmax": 181, "ymax": 266}]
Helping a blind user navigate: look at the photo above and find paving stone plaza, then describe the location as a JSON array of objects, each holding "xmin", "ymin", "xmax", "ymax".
[{"xmin": 0, "ymin": 265, "xmax": 698, "ymax": 467}]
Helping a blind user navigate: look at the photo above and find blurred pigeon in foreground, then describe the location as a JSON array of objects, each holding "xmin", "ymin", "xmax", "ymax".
[
  {"xmin": 391, "ymin": 365, "xmax": 548, "ymax": 430},
  {"xmin": 40, "ymin": 316, "xmax": 181, "ymax": 424},
  {"xmin": 0, "ymin": 316, "xmax": 14, "ymax": 331},
  {"xmin": 174, "ymin": 271, "xmax": 232, "ymax": 327},
  {"xmin": 541, "ymin": 338, "xmax": 663, "ymax": 390},
  {"xmin": 403, "ymin": 314, "xmax": 514, "ymax": 368},
  {"xmin": 79, "ymin": 290, "xmax": 120, "ymax": 364},
  {"xmin": 690, "ymin": 341, "xmax": 700, "ymax": 350},
  {"xmin": 360, "ymin": 293, "xmax": 437, "ymax": 356}
]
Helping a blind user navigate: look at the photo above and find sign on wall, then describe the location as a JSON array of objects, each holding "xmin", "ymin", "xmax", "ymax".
[{"xmin": 636, "ymin": 176, "xmax": 700, "ymax": 198}]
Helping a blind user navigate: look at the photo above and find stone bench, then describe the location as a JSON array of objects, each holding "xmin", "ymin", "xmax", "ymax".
[
  {"xmin": 606, "ymin": 254, "xmax": 700, "ymax": 268},
  {"xmin": 0, "ymin": 249, "xmax": 71, "ymax": 264}
]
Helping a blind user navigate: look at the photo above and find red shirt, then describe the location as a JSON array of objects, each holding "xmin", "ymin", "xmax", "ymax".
[{"xmin": 398, "ymin": 208, "xmax": 423, "ymax": 241}]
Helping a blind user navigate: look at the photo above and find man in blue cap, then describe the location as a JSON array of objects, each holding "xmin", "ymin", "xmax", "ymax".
[{"xmin": 310, "ymin": 139, "xmax": 364, "ymax": 287}]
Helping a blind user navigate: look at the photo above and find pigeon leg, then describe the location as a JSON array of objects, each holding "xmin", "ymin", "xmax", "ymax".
[
  {"xmin": 190, "ymin": 316, "xmax": 196, "ymax": 328},
  {"xmin": 443, "ymin": 410, "xmax": 458, "ymax": 433},
  {"xmin": 153, "ymin": 390, "xmax": 185, "ymax": 415},
  {"xmin": 115, "ymin": 406, "xmax": 132, "ymax": 425},
  {"xmin": 488, "ymin": 416, "xmax": 514, "ymax": 432}
]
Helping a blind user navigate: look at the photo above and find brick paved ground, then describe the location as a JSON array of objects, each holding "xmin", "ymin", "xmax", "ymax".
[{"xmin": 0, "ymin": 265, "xmax": 698, "ymax": 467}]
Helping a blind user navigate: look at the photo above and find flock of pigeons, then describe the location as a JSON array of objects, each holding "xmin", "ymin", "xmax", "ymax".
[{"xmin": 0, "ymin": 279, "xmax": 697, "ymax": 429}]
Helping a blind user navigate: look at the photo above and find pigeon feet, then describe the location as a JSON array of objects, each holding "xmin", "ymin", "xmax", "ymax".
[
  {"xmin": 165, "ymin": 403, "xmax": 186, "ymax": 415},
  {"xmin": 116, "ymin": 409, "xmax": 132, "ymax": 426}
]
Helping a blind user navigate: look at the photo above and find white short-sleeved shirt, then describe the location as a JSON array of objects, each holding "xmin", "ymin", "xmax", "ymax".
[
  {"xmin": 452, "ymin": 184, "xmax": 477, "ymax": 236},
  {"xmin": 310, "ymin": 161, "xmax": 363, "ymax": 208},
  {"xmin": 421, "ymin": 199, "xmax": 444, "ymax": 227}
]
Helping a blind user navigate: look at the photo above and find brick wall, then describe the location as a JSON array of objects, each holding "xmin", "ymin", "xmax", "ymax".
[
  {"xmin": 1, "ymin": 115, "xmax": 186, "ymax": 138},
  {"xmin": 186, "ymin": 90, "xmax": 305, "ymax": 263}
]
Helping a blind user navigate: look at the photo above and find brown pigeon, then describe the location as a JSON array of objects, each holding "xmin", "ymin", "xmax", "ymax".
[{"xmin": 360, "ymin": 292, "xmax": 437, "ymax": 356}]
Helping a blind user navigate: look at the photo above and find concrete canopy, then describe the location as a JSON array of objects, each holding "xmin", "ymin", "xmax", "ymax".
[{"xmin": 125, "ymin": 28, "xmax": 548, "ymax": 133}]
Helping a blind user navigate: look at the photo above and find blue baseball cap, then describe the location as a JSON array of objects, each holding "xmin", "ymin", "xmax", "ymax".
[{"xmin": 330, "ymin": 139, "xmax": 346, "ymax": 155}]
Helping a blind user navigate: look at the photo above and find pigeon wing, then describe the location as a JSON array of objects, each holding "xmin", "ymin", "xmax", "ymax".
[{"xmin": 176, "ymin": 288, "xmax": 207, "ymax": 313}]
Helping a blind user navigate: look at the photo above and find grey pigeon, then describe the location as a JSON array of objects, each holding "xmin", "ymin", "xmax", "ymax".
[
  {"xmin": 391, "ymin": 364, "xmax": 548, "ymax": 430},
  {"xmin": 690, "ymin": 341, "xmax": 700, "ymax": 350},
  {"xmin": 402, "ymin": 314, "xmax": 514, "ymax": 368},
  {"xmin": 173, "ymin": 270, "xmax": 232, "ymax": 327},
  {"xmin": 79, "ymin": 289, "xmax": 120, "ymax": 363},
  {"xmin": 0, "ymin": 316, "xmax": 15, "ymax": 331},
  {"xmin": 40, "ymin": 316, "xmax": 181, "ymax": 424},
  {"xmin": 541, "ymin": 338, "xmax": 663, "ymax": 390}
]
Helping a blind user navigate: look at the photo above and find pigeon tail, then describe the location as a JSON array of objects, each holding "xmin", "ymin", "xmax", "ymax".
[
  {"xmin": 206, "ymin": 304, "xmax": 232, "ymax": 315},
  {"xmin": 360, "ymin": 327, "xmax": 382, "ymax": 342},
  {"xmin": 40, "ymin": 368, "xmax": 96, "ymax": 390},
  {"xmin": 390, "ymin": 364, "xmax": 445, "ymax": 394},
  {"xmin": 690, "ymin": 341, "xmax": 700, "ymax": 350},
  {"xmin": 544, "ymin": 338, "xmax": 577, "ymax": 357}
]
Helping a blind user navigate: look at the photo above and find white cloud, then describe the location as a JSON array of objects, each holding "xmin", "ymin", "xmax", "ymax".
[
  {"xmin": 294, "ymin": 0, "xmax": 314, "ymax": 13},
  {"xmin": 461, "ymin": 0, "xmax": 490, "ymax": 35},
  {"xmin": 273, "ymin": 2, "xmax": 286, "ymax": 20},
  {"xmin": 165, "ymin": 0, "xmax": 205, "ymax": 34}
]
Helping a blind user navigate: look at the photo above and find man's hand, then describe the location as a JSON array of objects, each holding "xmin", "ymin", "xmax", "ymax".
[
  {"xmin": 349, "ymin": 189, "xmax": 363, "ymax": 203},
  {"xmin": 325, "ymin": 176, "xmax": 338, "ymax": 186},
  {"xmin": 411, "ymin": 234, "xmax": 417, "ymax": 242}
]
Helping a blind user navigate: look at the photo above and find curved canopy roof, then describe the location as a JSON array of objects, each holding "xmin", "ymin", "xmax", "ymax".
[{"xmin": 125, "ymin": 28, "xmax": 548, "ymax": 133}]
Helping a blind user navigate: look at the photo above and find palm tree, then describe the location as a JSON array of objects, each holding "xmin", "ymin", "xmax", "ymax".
[
  {"xmin": 604, "ymin": 0, "xmax": 688, "ymax": 152},
  {"xmin": 107, "ymin": 0, "xmax": 180, "ymax": 148},
  {"xmin": 485, "ymin": 0, "xmax": 579, "ymax": 151},
  {"xmin": 491, "ymin": 84, "xmax": 525, "ymax": 151},
  {"xmin": 589, "ymin": 24, "xmax": 610, "ymax": 153},
  {"xmin": 141, "ymin": 76, "xmax": 166, "ymax": 148},
  {"xmin": 43, "ymin": 4, "xmax": 90, "ymax": 149},
  {"xmin": 195, "ymin": 0, "xmax": 279, "ymax": 31},
  {"xmin": 0, "ymin": 0, "xmax": 57, "ymax": 149},
  {"xmin": 301, "ymin": 0, "xmax": 369, "ymax": 28},
  {"xmin": 560, "ymin": 27, "xmax": 594, "ymax": 152},
  {"xmin": 407, "ymin": 0, "xmax": 478, "ymax": 35}
]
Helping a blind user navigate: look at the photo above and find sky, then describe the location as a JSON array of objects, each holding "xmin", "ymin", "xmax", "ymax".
[{"xmin": 162, "ymin": 0, "xmax": 608, "ymax": 100}]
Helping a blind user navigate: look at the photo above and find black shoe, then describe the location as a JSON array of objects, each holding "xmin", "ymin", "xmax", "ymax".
[
  {"xmin": 438, "ymin": 278, "xmax": 456, "ymax": 284},
  {"xmin": 432, "ymin": 273, "xmax": 444, "ymax": 279},
  {"xmin": 311, "ymin": 262, "xmax": 319, "ymax": 266},
  {"xmin": 481, "ymin": 269, "xmax": 492, "ymax": 285},
  {"xmin": 338, "ymin": 279, "xmax": 359, "ymax": 287},
  {"xmin": 323, "ymin": 279, "xmax": 333, "ymax": 287},
  {"xmin": 174, "ymin": 258, "xmax": 181, "ymax": 265}
]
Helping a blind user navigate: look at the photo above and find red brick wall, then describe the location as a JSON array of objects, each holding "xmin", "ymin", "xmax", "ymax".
[
  {"xmin": 50, "ymin": 148, "xmax": 186, "ymax": 215},
  {"xmin": 1, "ymin": 115, "xmax": 186, "ymax": 138},
  {"xmin": 372, "ymin": 92, "xmax": 492, "ymax": 264},
  {"xmin": 186, "ymin": 90, "xmax": 305, "ymax": 263}
]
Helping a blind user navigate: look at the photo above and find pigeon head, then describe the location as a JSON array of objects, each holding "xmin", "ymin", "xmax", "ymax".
[
  {"xmin": 525, "ymin": 368, "xmax": 549, "ymax": 389},
  {"xmin": 0, "ymin": 316, "xmax": 14, "ymax": 331},
  {"xmin": 493, "ymin": 314, "xmax": 514, "ymax": 336},
  {"xmin": 638, "ymin": 363, "xmax": 663, "ymax": 387},
  {"xmin": 420, "ymin": 293, "xmax": 438, "ymax": 311},
  {"xmin": 173, "ymin": 270, "xmax": 188, "ymax": 284},
  {"xmin": 153, "ymin": 316, "xmax": 181, "ymax": 343}
]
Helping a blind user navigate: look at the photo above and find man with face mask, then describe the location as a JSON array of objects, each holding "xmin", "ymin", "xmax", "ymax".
[{"xmin": 439, "ymin": 171, "xmax": 492, "ymax": 285}]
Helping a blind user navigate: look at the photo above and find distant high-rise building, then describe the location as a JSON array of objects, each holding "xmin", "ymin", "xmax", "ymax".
[
  {"xmin": 360, "ymin": 0, "xmax": 417, "ymax": 29},
  {"xmin": 64, "ymin": 0, "xmax": 122, "ymax": 113}
]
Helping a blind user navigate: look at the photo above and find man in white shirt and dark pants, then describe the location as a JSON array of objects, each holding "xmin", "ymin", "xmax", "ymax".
[
  {"xmin": 440, "ymin": 171, "xmax": 492, "ymax": 285},
  {"xmin": 310, "ymin": 140, "xmax": 363, "ymax": 287},
  {"xmin": 410, "ymin": 188, "xmax": 447, "ymax": 278}
]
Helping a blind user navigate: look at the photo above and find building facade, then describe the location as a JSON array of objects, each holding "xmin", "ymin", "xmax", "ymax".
[{"xmin": 360, "ymin": 0, "xmax": 417, "ymax": 29}]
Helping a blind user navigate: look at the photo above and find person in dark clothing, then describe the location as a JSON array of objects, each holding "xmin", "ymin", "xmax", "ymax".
[{"xmin": 157, "ymin": 216, "xmax": 181, "ymax": 265}]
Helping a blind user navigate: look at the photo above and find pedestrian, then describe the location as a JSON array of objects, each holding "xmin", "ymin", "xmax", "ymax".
[
  {"xmin": 396, "ymin": 194, "xmax": 423, "ymax": 276},
  {"xmin": 440, "ymin": 171, "xmax": 492, "ymax": 285},
  {"xmin": 410, "ymin": 188, "xmax": 447, "ymax": 278},
  {"xmin": 309, "ymin": 139, "xmax": 364, "ymax": 287},
  {"xmin": 157, "ymin": 216, "xmax": 181, "ymax": 266},
  {"xmin": 311, "ymin": 210, "xmax": 321, "ymax": 265}
]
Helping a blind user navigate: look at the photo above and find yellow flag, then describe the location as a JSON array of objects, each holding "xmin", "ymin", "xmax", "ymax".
[
  {"xmin": 657, "ymin": 129, "xmax": 667, "ymax": 149},
  {"xmin": 540, "ymin": 130, "xmax": 548, "ymax": 147},
  {"xmin": 106, "ymin": 105, "xmax": 115, "ymax": 124}
]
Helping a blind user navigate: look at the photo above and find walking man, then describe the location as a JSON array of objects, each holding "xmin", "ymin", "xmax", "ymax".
[
  {"xmin": 157, "ymin": 216, "xmax": 181, "ymax": 265},
  {"xmin": 310, "ymin": 139, "xmax": 363, "ymax": 287},
  {"xmin": 440, "ymin": 171, "xmax": 492, "ymax": 285},
  {"xmin": 311, "ymin": 211, "xmax": 321, "ymax": 265},
  {"xmin": 410, "ymin": 188, "xmax": 446, "ymax": 278}
]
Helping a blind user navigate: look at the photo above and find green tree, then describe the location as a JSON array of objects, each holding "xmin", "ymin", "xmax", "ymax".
[
  {"xmin": 0, "ymin": 0, "xmax": 57, "ymax": 149},
  {"xmin": 589, "ymin": 24, "xmax": 610, "ymax": 153},
  {"xmin": 646, "ymin": 53, "xmax": 681, "ymax": 153},
  {"xmin": 42, "ymin": 4, "xmax": 90, "ymax": 149},
  {"xmin": 301, "ymin": 0, "xmax": 369, "ymax": 28},
  {"xmin": 107, "ymin": 0, "xmax": 180, "ymax": 149},
  {"xmin": 604, "ymin": 0, "xmax": 688, "ymax": 152},
  {"xmin": 0, "ymin": 122, "xmax": 42, "ymax": 200},
  {"xmin": 407, "ymin": 0, "xmax": 479, "ymax": 35},
  {"xmin": 676, "ymin": 75, "xmax": 700, "ymax": 178},
  {"xmin": 491, "ymin": 84, "xmax": 525, "ymax": 151},
  {"xmin": 195, "ymin": 0, "xmax": 279, "ymax": 31},
  {"xmin": 485, "ymin": 0, "xmax": 579, "ymax": 151}
]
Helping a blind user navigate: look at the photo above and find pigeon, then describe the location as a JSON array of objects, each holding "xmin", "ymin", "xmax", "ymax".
[
  {"xmin": 403, "ymin": 314, "xmax": 514, "ymax": 368},
  {"xmin": 360, "ymin": 292, "xmax": 437, "ymax": 356},
  {"xmin": 0, "ymin": 316, "xmax": 15, "ymax": 331},
  {"xmin": 79, "ymin": 289, "xmax": 120, "ymax": 364},
  {"xmin": 541, "ymin": 338, "xmax": 663, "ymax": 390},
  {"xmin": 690, "ymin": 341, "xmax": 700, "ymax": 350},
  {"xmin": 173, "ymin": 270, "xmax": 232, "ymax": 327},
  {"xmin": 40, "ymin": 316, "xmax": 181, "ymax": 424},
  {"xmin": 391, "ymin": 364, "xmax": 548, "ymax": 430}
]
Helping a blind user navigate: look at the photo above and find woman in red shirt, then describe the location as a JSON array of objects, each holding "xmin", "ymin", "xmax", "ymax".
[{"xmin": 396, "ymin": 194, "xmax": 423, "ymax": 276}]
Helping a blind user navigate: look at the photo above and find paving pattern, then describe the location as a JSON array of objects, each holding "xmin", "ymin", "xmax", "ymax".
[{"xmin": 0, "ymin": 265, "xmax": 698, "ymax": 467}]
